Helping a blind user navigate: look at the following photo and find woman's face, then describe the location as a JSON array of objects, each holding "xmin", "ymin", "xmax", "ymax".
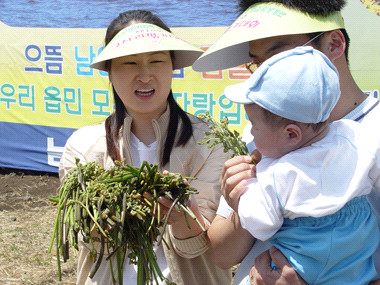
[{"xmin": 109, "ymin": 51, "xmax": 173, "ymax": 119}]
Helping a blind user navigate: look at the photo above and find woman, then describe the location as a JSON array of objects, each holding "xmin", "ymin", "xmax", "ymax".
[{"xmin": 59, "ymin": 10, "xmax": 232, "ymax": 285}]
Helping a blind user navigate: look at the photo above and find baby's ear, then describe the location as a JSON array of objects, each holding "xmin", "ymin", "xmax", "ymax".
[{"xmin": 284, "ymin": 124, "xmax": 302, "ymax": 146}]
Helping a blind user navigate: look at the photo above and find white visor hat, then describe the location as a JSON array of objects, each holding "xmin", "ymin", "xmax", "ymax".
[{"xmin": 91, "ymin": 23, "xmax": 204, "ymax": 71}]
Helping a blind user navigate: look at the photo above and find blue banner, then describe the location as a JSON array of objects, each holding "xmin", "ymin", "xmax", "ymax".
[{"xmin": 0, "ymin": 122, "xmax": 75, "ymax": 172}]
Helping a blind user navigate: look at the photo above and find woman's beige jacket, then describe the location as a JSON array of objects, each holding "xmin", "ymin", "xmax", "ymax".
[{"xmin": 59, "ymin": 107, "xmax": 232, "ymax": 285}]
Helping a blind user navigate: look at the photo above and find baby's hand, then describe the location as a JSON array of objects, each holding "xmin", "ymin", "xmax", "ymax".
[{"xmin": 220, "ymin": 155, "xmax": 257, "ymax": 212}]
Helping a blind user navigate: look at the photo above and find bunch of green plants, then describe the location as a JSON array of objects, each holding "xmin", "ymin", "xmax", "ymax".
[
  {"xmin": 198, "ymin": 111, "xmax": 249, "ymax": 157},
  {"xmin": 49, "ymin": 159, "xmax": 203, "ymax": 285}
]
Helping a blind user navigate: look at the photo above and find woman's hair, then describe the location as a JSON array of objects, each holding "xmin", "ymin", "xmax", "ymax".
[
  {"xmin": 104, "ymin": 10, "xmax": 193, "ymax": 166},
  {"xmin": 237, "ymin": 0, "xmax": 350, "ymax": 59}
]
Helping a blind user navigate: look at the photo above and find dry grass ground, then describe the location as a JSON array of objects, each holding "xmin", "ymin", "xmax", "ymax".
[{"xmin": 0, "ymin": 169, "xmax": 77, "ymax": 284}]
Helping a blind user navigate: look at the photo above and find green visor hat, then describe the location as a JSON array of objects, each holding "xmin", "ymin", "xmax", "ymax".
[{"xmin": 192, "ymin": 2, "xmax": 345, "ymax": 72}]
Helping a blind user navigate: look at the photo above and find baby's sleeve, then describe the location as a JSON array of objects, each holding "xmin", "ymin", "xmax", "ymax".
[{"xmin": 238, "ymin": 177, "xmax": 284, "ymax": 241}]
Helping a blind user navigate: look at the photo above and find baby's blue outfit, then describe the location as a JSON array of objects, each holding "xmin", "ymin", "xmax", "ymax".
[{"xmin": 270, "ymin": 196, "xmax": 379, "ymax": 284}]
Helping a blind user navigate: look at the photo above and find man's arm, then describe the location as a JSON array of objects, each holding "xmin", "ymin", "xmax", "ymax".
[
  {"xmin": 208, "ymin": 212, "xmax": 255, "ymax": 269},
  {"xmin": 207, "ymin": 155, "xmax": 257, "ymax": 268}
]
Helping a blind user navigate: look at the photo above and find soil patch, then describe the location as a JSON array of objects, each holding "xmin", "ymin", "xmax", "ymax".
[{"xmin": 0, "ymin": 168, "xmax": 76, "ymax": 284}]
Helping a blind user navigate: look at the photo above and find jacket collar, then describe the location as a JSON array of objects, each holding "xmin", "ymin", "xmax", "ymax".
[{"xmin": 121, "ymin": 104, "xmax": 171, "ymax": 167}]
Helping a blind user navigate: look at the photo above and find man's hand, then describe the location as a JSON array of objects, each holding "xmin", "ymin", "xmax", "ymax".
[{"xmin": 250, "ymin": 247, "xmax": 307, "ymax": 285}]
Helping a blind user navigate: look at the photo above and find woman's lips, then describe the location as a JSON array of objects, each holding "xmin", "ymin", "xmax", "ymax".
[{"xmin": 135, "ymin": 89, "xmax": 155, "ymax": 97}]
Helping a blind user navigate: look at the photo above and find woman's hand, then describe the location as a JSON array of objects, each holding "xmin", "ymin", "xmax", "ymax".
[
  {"xmin": 158, "ymin": 194, "xmax": 205, "ymax": 239},
  {"xmin": 144, "ymin": 191, "xmax": 205, "ymax": 240}
]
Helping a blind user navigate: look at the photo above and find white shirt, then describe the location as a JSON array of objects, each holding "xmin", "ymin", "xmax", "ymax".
[
  {"xmin": 123, "ymin": 132, "xmax": 171, "ymax": 284},
  {"xmin": 353, "ymin": 96, "xmax": 380, "ymax": 280},
  {"xmin": 239, "ymin": 120, "xmax": 380, "ymax": 240}
]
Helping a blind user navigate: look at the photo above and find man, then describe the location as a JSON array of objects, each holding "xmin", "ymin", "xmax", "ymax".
[{"xmin": 192, "ymin": 1, "xmax": 380, "ymax": 284}]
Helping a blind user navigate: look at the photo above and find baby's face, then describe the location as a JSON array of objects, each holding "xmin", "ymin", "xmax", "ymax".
[{"xmin": 244, "ymin": 104, "xmax": 288, "ymax": 159}]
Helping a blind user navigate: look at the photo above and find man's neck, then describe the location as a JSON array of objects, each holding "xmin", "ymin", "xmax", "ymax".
[{"xmin": 329, "ymin": 58, "xmax": 368, "ymax": 122}]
